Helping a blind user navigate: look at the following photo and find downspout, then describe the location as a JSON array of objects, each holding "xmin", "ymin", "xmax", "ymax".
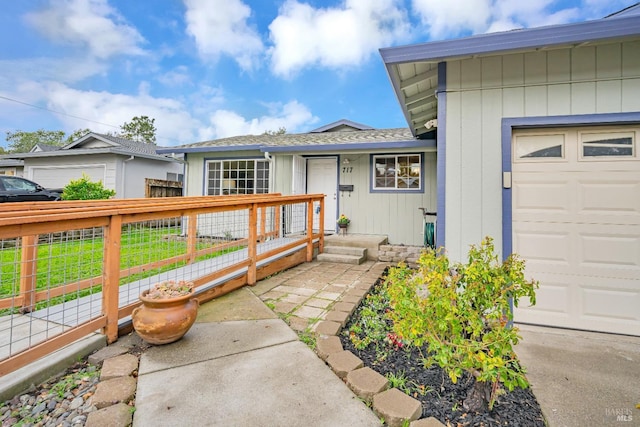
[
  {"xmin": 121, "ymin": 155, "xmax": 134, "ymax": 198},
  {"xmin": 264, "ymin": 151, "xmax": 274, "ymax": 193}
]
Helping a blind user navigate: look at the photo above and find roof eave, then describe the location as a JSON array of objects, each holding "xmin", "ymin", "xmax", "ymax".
[
  {"xmin": 263, "ymin": 140, "xmax": 434, "ymax": 153},
  {"xmin": 380, "ymin": 14, "xmax": 640, "ymax": 65},
  {"xmin": 157, "ymin": 144, "xmax": 264, "ymax": 154}
]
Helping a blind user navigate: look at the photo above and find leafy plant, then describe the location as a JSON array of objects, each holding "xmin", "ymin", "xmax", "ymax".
[
  {"xmin": 385, "ymin": 236, "xmax": 538, "ymax": 412},
  {"xmin": 336, "ymin": 214, "xmax": 350, "ymax": 226},
  {"xmin": 346, "ymin": 288, "xmax": 392, "ymax": 350},
  {"xmin": 61, "ymin": 174, "xmax": 116, "ymax": 200},
  {"xmin": 386, "ymin": 370, "xmax": 409, "ymax": 393}
]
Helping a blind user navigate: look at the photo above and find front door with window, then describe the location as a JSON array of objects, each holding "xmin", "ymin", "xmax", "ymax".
[{"xmin": 306, "ymin": 158, "xmax": 337, "ymax": 232}]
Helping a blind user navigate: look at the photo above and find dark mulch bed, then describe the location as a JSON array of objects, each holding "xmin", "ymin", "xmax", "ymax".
[{"xmin": 339, "ymin": 276, "xmax": 546, "ymax": 427}]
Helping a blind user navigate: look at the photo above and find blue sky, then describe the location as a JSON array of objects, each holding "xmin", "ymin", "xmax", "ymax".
[{"xmin": 0, "ymin": 0, "xmax": 635, "ymax": 148}]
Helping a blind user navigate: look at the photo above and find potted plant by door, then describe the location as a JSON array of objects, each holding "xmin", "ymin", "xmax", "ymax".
[
  {"xmin": 132, "ymin": 280, "xmax": 199, "ymax": 345},
  {"xmin": 337, "ymin": 214, "xmax": 350, "ymax": 235}
]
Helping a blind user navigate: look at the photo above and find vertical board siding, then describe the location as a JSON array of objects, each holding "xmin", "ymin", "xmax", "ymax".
[
  {"xmin": 445, "ymin": 41, "xmax": 640, "ymax": 260},
  {"xmin": 338, "ymin": 151, "xmax": 435, "ymax": 246}
]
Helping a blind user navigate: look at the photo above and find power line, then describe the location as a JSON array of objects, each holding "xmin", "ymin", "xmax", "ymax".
[
  {"xmin": 0, "ymin": 95, "xmax": 121, "ymax": 130},
  {"xmin": 0, "ymin": 94, "xmax": 177, "ymax": 144}
]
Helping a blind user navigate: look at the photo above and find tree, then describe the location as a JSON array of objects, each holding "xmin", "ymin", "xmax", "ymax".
[
  {"xmin": 66, "ymin": 128, "xmax": 92, "ymax": 143},
  {"xmin": 119, "ymin": 116, "xmax": 157, "ymax": 143},
  {"xmin": 5, "ymin": 130, "xmax": 66, "ymax": 153},
  {"xmin": 262, "ymin": 127, "xmax": 286, "ymax": 135}
]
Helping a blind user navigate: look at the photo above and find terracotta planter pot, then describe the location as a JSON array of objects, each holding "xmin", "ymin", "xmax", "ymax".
[{"xmin": 132, "ymin": 290, "xmax": 199, "ymax": 345}]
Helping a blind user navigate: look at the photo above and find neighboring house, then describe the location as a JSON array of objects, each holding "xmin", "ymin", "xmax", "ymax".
[
  {"xmin": 158, "ymin": 119, "xmax": 437, "ymax": 245},
  {"xmin": 380, "ymin": 5, "xmax": 640, "ymax": 336},
  {"xmin": 0, "ymin": 159, "xmax": 24, "ymax": 177},
  {"xmin": 0, "ymin": 133, "xmax": 183, "ymax": 198}
]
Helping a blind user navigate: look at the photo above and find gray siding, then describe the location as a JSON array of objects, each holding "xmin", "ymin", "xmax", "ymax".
[
  {"xmin": 444, "ymin": 40, "xmax": 640, "ymax": 260},
  {"xmin": 335, "ymin": 150, "xmax": 436, "ymax": 246},
  {"xmin": 119, "ymin": 157, "xmax": 182, "ymax": 198}
]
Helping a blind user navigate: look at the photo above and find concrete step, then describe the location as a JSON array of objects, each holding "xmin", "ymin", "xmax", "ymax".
[
  {"xmin": 317, "ymin": 246, "xmax": 367, "ymax": 265},
  {"xmin": 324, "ymin": 246, "xmax": 367, "ymax": 258}
]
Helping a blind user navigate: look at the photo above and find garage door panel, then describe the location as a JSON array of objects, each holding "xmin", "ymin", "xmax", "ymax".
[
  {"xmin": 513, "ymin": 229, "xmax": 571, "ymax": 265},
  {"xmin": 513, "ymin": 180, "xmax": 571, "ymax": 214},
  {"xmin": 512, "ymin": 126, "xmax": 640, "ymax": 336},
  {"xmin": 580, "ymin": 230, "xmax": 640, "ymax": 267},
  {"xmin": 582, "ymin": 286, "xmax": 640, "ymax": 322},
  {"xmin": 32, "ymin": 166, "xmax": 106, "ymax": 189}
]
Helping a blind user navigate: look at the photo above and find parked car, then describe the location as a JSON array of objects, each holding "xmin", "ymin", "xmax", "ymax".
[{"xmin": 0, "ymin": 175, "xmax": 61, "ymax": 202}]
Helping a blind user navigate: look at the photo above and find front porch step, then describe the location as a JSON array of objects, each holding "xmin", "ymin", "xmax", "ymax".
[{"xmin": 317, "ymin": 246, "xmax": 367, "ymax": 265}]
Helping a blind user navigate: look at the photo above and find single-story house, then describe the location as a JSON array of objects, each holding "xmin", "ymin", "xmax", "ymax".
[
  {"xmin": 157, "ymin": 119, "xmax": 437, "ymax": 246},
  {"xmin": 380, "ymin": 4, "xmax": 640, "ymax": 335},
  {"xmin": 1, "ymin": 133, "xmax": 183, "ymax": 198}
]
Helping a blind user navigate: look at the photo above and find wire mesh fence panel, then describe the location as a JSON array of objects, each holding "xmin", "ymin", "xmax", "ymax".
[
  {"xmin": 118, "ymin": 217, "xmax": 188, "ymax": 306},
  {"xmin": 283, "ymin": 202, "xmax": 308, "ymax": 236},
  {"xmin": 0, "ymin": 194, "xmax": 322, "ymax": 371},
  {"xmin": 0, "ymin": 227, "xmax": 105, "ymax": 361}
]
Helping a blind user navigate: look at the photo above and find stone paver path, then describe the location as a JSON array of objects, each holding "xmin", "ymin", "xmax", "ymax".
[{"xmin": 251, "ymin": 260, "xmax": 389, "ymax": 333}]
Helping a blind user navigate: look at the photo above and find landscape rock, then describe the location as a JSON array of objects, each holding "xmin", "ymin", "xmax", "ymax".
[
  {"xmin": 100, "ymin": 354, "xmax": 139, "ymax": 381},
  {"xmin": 373, "ymin": 388, "xmax": 422, "ymax": 427}
]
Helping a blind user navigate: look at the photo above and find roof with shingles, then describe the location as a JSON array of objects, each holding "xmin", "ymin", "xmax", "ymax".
[
  {"xmin": 94, "ymin": 133, "xmax": 159, "ymax": 155},
  {"xmin": 178, "ymin": 128, "xmax": 415, "ymax": 149}
]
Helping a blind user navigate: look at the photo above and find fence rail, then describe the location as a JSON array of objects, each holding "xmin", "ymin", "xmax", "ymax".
[{"xmin": 0, "ymin": 194, "xmax": 325, "ymax": 375}]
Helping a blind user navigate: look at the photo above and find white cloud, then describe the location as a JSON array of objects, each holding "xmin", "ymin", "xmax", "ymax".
[
  {"xmin": 25, "ymin": 0, "xmax": 146, "ymax": 59},
  {"xmin": 157, "ymin": 66, "xmax": 193, "ymax": 87},
  {"xmin": 204, "ymin": 100, "xmax": 317, "ymax": 139},
  {"xmin": 15, "ymin": 81, "xmax": 201, "ymax": 145},
  {"xmin": 411, "ymin": 0, "xmax": 491, "ymax": 38},
  {"xmin": 184, "ymin": 0, "xmax": 264, "ymax": 71},
  {"xmin": 268, "ymin": 0, "xmax": 411, "ymax": 78},
  {"xmin": 410, "ymin": 0, "xmax": 601, "ymax": 38}
]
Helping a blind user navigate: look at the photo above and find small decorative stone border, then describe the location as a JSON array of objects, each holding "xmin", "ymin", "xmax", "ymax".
[{"xmin": 311, "ymin": 274, "xmax": 444, "ymax": 427}]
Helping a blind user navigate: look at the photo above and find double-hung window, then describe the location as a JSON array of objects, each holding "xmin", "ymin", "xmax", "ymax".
[
  {"xmin": 372, "ymin": 154, "xmax": 422, "ymax": 191},
  {"xmin": 206, "ymin": 159, "xmax": 270, "ymax": 195}
]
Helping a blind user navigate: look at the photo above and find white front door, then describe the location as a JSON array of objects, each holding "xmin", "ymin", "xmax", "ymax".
[{"xmin": 306, "ymin": 158, "xmax": 337, "ymax": 232}]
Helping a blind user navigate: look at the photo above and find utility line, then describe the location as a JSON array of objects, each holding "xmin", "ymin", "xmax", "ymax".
[
  {"xmin": 0, "ymin": 95, "xmax": 120, "ymax": 130},
  {"xmin": 0, "ymin": 94, "xmax": 176, "ymax": 144}
]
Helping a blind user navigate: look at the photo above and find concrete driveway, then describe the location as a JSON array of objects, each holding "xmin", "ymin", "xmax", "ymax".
[{"xmin": 515, "ymin": 324, "xmax": 640, "ymax": 427}]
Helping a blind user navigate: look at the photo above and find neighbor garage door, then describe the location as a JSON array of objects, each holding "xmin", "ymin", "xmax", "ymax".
[
  {"xmin": 512, "ymin": 126, "xmax": 640, "ymax": 336},
  {"xmin": 31, "ymin": 166, "xmax": 106, "ymax": 189}
]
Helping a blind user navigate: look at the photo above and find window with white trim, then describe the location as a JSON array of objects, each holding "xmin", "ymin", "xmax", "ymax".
[
  {"xmin": 206, "ymin": 159, "xmax": 270, "ymax": 195},
  {"xmin": 372, "ymin": 154, "xmax": 422, "ymax": 191}
]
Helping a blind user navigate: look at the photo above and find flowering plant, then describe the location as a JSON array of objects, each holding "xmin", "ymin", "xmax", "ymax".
[{"xmin": 337, "ymin": 214, "xmax": 350, "ymax": 226}]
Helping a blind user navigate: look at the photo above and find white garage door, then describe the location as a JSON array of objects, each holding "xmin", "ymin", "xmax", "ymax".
[
  {"xmin": 512, "ymin": 126, "xmax": 640, "ymax": 336},
  {"xmin": 31, "ymin": 166, "xmax": 106, "ymax": 189}
]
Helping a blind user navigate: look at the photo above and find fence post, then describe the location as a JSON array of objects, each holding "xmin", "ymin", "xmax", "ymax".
[
  {"xmin": 259, "ymin": 206, "xmax": 266, "ymax": 242},
  {"xmin": 103, "ymin": 215, "xmax": 122, "ymax": 344},
  {"xmin": 187, "ymin": 213, "xmax": 197, "ymax": 263},
  {"xmin": 19, "ymin": 235, "xmax": 38, "ymax": 313},
  {"xmin": 247, "ymin": 204, "xmax": 258, "ymax": 285},
  {"xmin": 318, "ymin": 197, "xmax": 325, "ymax": 253},
  {"xmin": 306, "ymin": 199, "xmax": 314, "ymax": 262}
]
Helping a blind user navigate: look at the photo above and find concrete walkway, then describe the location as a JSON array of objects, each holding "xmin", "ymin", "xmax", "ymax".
[
  {"xmin": 515, "ymin": 324, "xmax": 640, "ymax": 427},
  {"xmin": 133, "ymin": 261, "xmax": 386, "ymax": 427}
]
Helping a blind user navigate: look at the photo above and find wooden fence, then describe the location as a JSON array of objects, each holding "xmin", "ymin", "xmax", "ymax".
[{"xmin": 0, "ymin": 194, "xmax": 325, "ymax": 375}]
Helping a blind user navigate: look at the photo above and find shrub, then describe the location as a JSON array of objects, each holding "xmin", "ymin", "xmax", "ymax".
[
  {"xmin": 385, "ymin": 236, "xmax": 538, "ymax": 412},
  {"xmin": 61, "ymin": 174, "xmax": 116, "ymax": 200}
]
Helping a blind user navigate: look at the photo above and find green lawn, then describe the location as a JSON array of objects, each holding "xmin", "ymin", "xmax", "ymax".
[{"xmin": 0, "ymin": 226, "xmax": 237, "ymax": 303}]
